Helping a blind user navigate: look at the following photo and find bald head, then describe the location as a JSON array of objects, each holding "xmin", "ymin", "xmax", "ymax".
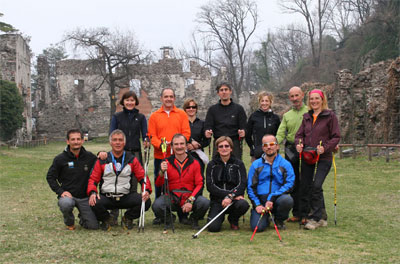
[{"xmin": 289, "ymin": 86, "xmax": 304, "ymax": 110}]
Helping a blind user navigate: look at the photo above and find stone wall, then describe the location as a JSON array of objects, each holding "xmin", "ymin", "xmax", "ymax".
[
  {"xmin": 0, "ymin": 34, "xmax": 32, "ymax": 140},
  {"xmin": 34, "ymin": 59, "xmax": 110, "ymax": 138}
]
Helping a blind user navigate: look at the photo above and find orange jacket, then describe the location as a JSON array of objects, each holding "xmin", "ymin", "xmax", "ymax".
[{"xmin": 148, "ymin": 105, "xmax": 191, "ymax": 159}]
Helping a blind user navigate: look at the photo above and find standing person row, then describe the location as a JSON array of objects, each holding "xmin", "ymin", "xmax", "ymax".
[
  {"xmin": 276, "ymin": 86, "xmax": 308, "ymax": 222},
  {"xmin": 246, "ymin": 91, "xmax": 280, "ymax": 161},
  {"xmin": 204, "ymin": 82, "xmax": 247, "ymax": 160},
  {"xmin": 295, "ymin": 89, "xmax": 340, "ymax": 230}
]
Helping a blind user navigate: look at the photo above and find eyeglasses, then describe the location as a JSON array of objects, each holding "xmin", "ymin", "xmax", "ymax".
[
  {"xmin": 263, "ymin": 142, "xmax": 277, "ymax": 147},
  {"xmin": 218, "ymin": 144, "xmax": 231, "ymax": 149},
  {"xmin": 186, "ymin": 106, "xmax": 197, "ymax": 109}
]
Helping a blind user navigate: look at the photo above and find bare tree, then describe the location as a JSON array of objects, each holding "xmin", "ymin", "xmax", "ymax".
[
  {"xmin": 280, "ymin": 0, "xmax": 335, "ymax": 67},
  {"xmin": 343, "ymin": 0, "xmax": 375, "ymax": 25},
  {"xmin": 63, "ymin": 27, "xmax": 146, "ymax": 118},
  {"xmin": 194, "ymin": 0, "xmax": 258, "ymax": 96}
]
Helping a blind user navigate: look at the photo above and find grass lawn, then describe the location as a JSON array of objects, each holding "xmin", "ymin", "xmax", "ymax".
[{"xmin": 0, "ymin": 141, "xmax": 399, "ymax": 263}]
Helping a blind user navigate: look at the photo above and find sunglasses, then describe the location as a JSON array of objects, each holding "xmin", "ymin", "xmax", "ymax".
[
  {"xmin": 263, "ymin": 142, "xmax": 277, "ymax": 147},
  {"xmin": 186, "ymin": 106, "xmax": 197, "ymax": 109},
  {"xmin": 218, "ymin": 144, "xmax": 231, "ymax": 149}
]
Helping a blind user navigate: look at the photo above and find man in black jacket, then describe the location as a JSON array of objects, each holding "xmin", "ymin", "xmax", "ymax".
[
  {"xmin": 204, "ymin": 82, "xmax": 247, "ymax": 159},
  {"xmin": 46, "ymin": 129, "xmax": 98, "ymax": 230}
]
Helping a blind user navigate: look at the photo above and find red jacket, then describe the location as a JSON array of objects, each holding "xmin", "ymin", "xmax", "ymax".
[
  {"xmin": 87, "ymin": 151, "xmax": 152, "ymax": 195},
  {"xmin": 295, "ymin": 109, "xmax": 340, "ymax": 161},
  {"xmin": 148, "ymin": 105, "xmax": 191, "ymax": 159},
  {"xmin": 155, "ymin": 154, "xmax": 203, "ymax": 206}
]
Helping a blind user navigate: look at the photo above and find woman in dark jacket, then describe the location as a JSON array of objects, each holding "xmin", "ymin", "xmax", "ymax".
[
  {"xmin": 206, "ymin": 136, "xmax": 249, "ymax": 232},
  {"xmin": 295, "ymin": 89, "xmax": 340, "ymax": 230},
  {"xmin": 183, "ymin": 98, "xmax": 210, "ymax": 177},
  {"xmin": 246, "ymin": 91, "xmax": 280, "ymax": 161},
  {"xmin": 109, "ymin": 91, "xmax": 149, "ymax": 165}
]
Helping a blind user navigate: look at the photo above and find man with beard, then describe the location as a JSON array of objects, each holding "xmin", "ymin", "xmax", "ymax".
[{"xmin": 247, "ymin": 134, "xmax": 294, "ymax": 232}]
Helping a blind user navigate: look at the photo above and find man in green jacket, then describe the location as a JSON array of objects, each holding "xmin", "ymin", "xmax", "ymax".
[{"xmin": 276, "ymin": 86, "xmax": 308, "ymax": 222}]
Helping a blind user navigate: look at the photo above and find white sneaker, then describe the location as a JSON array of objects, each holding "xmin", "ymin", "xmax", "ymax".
[
  {"xmin": 318, "ymin": 219, "xmax": 328, "ymax": 227},
  {"xmin": 304, "ymin": 219, "xmax": 321, "ymax": 230}
]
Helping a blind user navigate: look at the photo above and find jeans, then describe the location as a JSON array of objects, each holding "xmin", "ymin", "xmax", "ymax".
[
  {"xmin": 250, "ymin": 194, "xmax": 293, "ymax": 232},
  {"xmin": 207, "ymin": 199, "xmax": 249, "ymax": 232},
  {"xmin": 58, "ymin": 196, "xmax": 98, "ymax": 229}
]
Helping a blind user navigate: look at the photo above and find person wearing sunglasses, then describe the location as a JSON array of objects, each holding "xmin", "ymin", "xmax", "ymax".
[
  {"xmin": 183, "ymin": 98, "xmax": 210, "ymax": 182},
  {"xmin": 206, "ymin": 136, "xmax": 249, "ymax": 232},
  {"xmin": 247, "ymin": 134, "xmax": 295, "ymax": 232}
]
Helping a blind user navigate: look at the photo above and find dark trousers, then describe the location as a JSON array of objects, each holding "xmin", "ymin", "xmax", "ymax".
[
  {"xmin": 212, "ymin": 137, "xmax": 242, "ymax": 160},
  {"xmin": 92, "ymin": 193, "xmax": 151, "ymax": 221},
  {"xmin": 153, "ymin": 159, "xmax": 162, "ymax": 199},
  {"xmin": 299, "ymin": 159, "xmax": 332, "ymax": 221},
  {"xmin": 207, "ymin": 199, "xmax": 249, "ymax": 232},
  {"xmin": 152, "ymin": 195, "xmax": 209, "ymax": 221},
  {"xmin": 250, "ymin": 194, "xmax": 293, "ymax": 232},
  {"xmin": 285, "ymin": 144, "xmax": 301, "ymax": 217},
  {"xmin": 190, "ymin": 151, "xmax": 205, "ymax": 195}
]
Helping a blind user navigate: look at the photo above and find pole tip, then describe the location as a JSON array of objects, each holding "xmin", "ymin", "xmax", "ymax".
[{"xmin": 192, "ymin": 234, "xmax": 198, "ymax": 239}]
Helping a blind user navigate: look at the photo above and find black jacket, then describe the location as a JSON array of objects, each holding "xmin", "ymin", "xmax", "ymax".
[
  {"xmin": 204, "ymin": 100, "xmax": 247, "ymax": 140},
  {"xmin": 110, "ymin": 108, "xmax": 148, "ymax": 151},
  {"xmin": 189, "ymin": 117, "xmax": 210, "ymax": 150},
  {"xmin": 206, "ymin": 155, "xmax": 247, "ymax": 202},
  {"xmin": 46, "ymin": 146, "xmax": 97, "ymax": 198},
  {"xmin": 245, "ymin": 109, "xmax": 280, "ymax": 157}
]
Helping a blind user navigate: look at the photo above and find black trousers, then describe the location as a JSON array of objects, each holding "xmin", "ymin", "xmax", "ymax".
[
  {"xmin": 207, "ymin": 199, "xmax": 249, "ymax": 232},
  {"xmin": 285, "ymin": 143, "xmax": 301, "ymax": 217},
  {"xmin": 299, "ymin": 159, "xmax": 332, "ymax": 221},
  {"xmin": 92, "ymin": 193, "xmax": 151, "ymax": 221}
]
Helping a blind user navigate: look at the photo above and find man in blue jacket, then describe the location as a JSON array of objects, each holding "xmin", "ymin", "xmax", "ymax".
[{"xmin": 247, "ymin": 134, "xmax": 294, "ymax": 232}]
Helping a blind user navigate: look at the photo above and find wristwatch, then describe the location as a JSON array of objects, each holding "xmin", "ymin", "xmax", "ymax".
[{"xmin": 186, "ymin": 196, "xmax": 196, "ymax": 204}]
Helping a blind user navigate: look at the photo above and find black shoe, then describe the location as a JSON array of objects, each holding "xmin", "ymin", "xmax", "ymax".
[
  {"xmin": 100, "ymin": 217, "xmax": 112, "ymax": 231},
  {"xmin": 109, "ymin": 209, "xmax": 119, "ymax": 226},
  {"xmin": 190, "ymin": 217, "xmax": 200, "ymax": 230},
  {"xmin": 122, "ymin": 216, "xmax": 133, "ymax": 230},
  {"xmin": 275, "ymin": 220, "xmax": 286, "ymax": 230},
  {"xmin": 152, "ymin": 217, "xmax": 161, "ymax": 225},
  {"xmin": 180, "ymin": 217, "xmax": 191, "ymax": 225}
]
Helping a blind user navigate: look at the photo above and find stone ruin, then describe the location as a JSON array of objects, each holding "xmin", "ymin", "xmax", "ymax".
[
  {"xmin": 0, "ymin": 34, "xmax": 32, "ymax": 141},
  {"xmin": 33, "ymin": 47, "xmax": 215, "ymax": 139}
]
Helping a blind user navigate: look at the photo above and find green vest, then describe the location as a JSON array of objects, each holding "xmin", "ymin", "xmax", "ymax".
[{"xmin": 276, "ymin": 104, "xmax": 308, "ymax": 144}]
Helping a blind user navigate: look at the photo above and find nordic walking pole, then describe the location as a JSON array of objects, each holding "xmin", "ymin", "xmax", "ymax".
[
  {"xmin": 138, "ymin": 139, "xmax": 150, "ymax": 233},
  {"xmin": 333, "ymin": 152, "xmax": 337, "ymax": 226},
  {"xmin": 192, "ymin": 202, "xmax": 233, "ymax": 239},
  {"xmin": 161, "ymin": 138, "xmax": 175, "ymax": 233},
  {"xmin": 267, "ymin": 208, "xmax": 282, "ymax": 243},
  {"xmin": 298, "ymin": 139, "xmax": 303, "ymax": 229},
  {"xmin": 250, "ymin": 210, "xmax": 265, "ymax": 241},
  {"xmin": 313, "ymin": 141, "xmax": 323, "ymax": 182},
  {"xmin": 239, "ymin": 135, "xmax": 245, "ymax": 225}
]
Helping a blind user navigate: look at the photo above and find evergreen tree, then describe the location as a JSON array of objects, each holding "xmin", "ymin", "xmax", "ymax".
[{"xmin": 0, "ymin": 80, "xmax": 24, "ymax": 141}]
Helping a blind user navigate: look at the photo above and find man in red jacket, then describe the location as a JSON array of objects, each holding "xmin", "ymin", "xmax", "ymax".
[
  {"xmin": 87, "ymin": 129, "xmax": 152, "ymax": 231},
  {"xmin": 152, "ymin": 133, "xmax": 210, "ymax": 230}
]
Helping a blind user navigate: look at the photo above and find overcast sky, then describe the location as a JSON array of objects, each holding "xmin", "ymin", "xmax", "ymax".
[{"xmin": 1, "ymin": 0, "xmax": 301, "ymax": 58}]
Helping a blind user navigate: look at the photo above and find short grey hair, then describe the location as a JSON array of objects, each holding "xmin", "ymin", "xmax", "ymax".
[{"xmin": 109, "ymin": 129, "xmax": 126, "ymax": 143}]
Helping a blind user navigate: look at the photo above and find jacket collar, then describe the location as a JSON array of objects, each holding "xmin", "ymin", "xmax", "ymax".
[{"xmin": 123, "ymin": 107, "xmax": 139, "ymax": 114}]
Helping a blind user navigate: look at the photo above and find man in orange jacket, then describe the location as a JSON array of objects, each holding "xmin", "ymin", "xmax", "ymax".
[{"xmin": 148, "ymin": 88, "xmax": 191, "ymax": 224}]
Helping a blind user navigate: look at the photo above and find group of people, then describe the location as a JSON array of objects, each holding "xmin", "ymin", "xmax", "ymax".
[{"xmin": 46, "ymin": 82, "xmax": 340, "ymax": 233}]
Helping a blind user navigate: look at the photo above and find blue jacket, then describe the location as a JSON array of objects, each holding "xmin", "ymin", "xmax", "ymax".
[{"xmin": 247, "ymin": 154, "xmax": 295, "ymax": 207}]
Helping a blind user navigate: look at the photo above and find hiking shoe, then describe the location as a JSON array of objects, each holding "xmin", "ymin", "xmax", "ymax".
[
  {"xmin": 230, "ymin": 223, "xmax": 239, "ymax": 230},
  {"xmin": 100, "ymin": 217, "xmax": 112, "ymax": 231},
  {"xmin": 66, "ymin": 225, "xmax": 75, "ymax": 230},
  {"xmin": 191, "ymin": 219, "xmax": 200, "ymax": 230},
  {"xmin": 275, "ymin": 220, "xmax": 286, "ymax": 230},
  {"xmin": 153, "ymin": 217, "xmax": 161, "ymax": 225},
  {"xmin": 304, "ymin": 219, "xmax": 321, "ymax": 230},
  {"xmin": 287, "ymin": 216, "xmax": 300, "ymax": 222},
  {"xmin": 179, "ymin": 217, "xmax": 191, "ymax": 225},
  {"xmin": 109, "ymin": 209, "xmax": 119, "ymax": 226},
  {"xmin": 318, "ymin": 219, "xmax": 328, "ymax": 227},
  {"xmin": 122, "ymin": 216, "xmax": 133, "ymax": 230}
]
